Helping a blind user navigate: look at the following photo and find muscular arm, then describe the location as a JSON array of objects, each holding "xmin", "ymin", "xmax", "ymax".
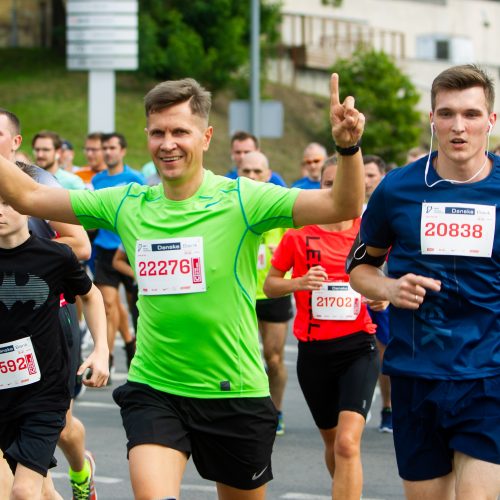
[
  {"xmin": 0, "ymin": 154, "xmax": 79, "ymax": 224},
  {"xmin": 349, "ymin": 246, "xmax": 441, "ymax": 310}
]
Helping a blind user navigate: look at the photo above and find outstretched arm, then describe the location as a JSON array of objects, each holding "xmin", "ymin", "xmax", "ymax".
[
  {"xmin": 293, "ymin": 73, "xmax": 365, "ymax": 226},
  {"xmin": 0, "ymin": 154, "xmax": 80, "ymax": 224}
]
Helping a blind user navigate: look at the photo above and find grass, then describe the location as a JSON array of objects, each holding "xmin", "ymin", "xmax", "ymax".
[{"xmin": 0, "ymin": 48, "xmax": 330, "ymax": 184}]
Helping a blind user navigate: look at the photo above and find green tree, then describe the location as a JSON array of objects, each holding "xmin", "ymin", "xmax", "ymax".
[
  {"xmin": 139, "ymin": 0, "xmax": 281, "ymax": 92},
  {"xmin": 328, "ymin": 49, "xmax": 421, "ymax": 165}
]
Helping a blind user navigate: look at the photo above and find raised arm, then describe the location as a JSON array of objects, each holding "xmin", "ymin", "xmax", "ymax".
[
  {"xmin": 293, "ymin": 73, "xmax": 365, "ymax": 226},
  {"xmin": 0, "ymin": 154, "xmax": 79, "ymax": 224}
]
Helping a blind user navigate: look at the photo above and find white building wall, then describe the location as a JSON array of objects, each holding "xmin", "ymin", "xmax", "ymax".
[
  {"xmin": 271, "ymin": 0, "xmax": 500, "ymax": 119},
  {"xmin": 281, "ymin": 0, "xmax": 499, "ymax": 66}
]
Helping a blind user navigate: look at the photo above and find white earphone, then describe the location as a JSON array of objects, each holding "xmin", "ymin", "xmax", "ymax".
[{"xmin": 488, "ymin": 122, "xmax": 493, "ymax": 135}]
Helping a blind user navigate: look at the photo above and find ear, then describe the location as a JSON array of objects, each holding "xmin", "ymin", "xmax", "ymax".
[
  {"xmin": 203, "ymin": 126, "xmax": 213, "ymax": 152},
  {"xmin": 11, "ymin": 134, "xmax": 22, "ymax": 153}
]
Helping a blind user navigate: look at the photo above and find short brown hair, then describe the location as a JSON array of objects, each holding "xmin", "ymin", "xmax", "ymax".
[
  {"xmin": 431, "ymin": 64, "xmax": 495, "ymax": 113},
  {"xmin": 230, "ymin": 131, "xmax": 259, "ymax": 149},
  {"xmin": 32, "ymin": 130, "xmax": 62, "ymax": 150},
  {"xmin": 0, "ymin": 108, "xmax": 21, "ymax": 135},
  {"xmin": 144, "ymin": 78, "xmax": 211, "ymax": 121}
]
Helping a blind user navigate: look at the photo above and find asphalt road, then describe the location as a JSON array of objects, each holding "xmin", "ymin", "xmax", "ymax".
[{"xmin": 52, "ymin": 335, "xmax": 405, "ymax": 499}]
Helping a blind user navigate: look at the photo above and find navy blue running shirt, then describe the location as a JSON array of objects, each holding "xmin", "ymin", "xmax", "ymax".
[{"xmin": 361, "ymin": 152, "xmax": 500, "ymax": 379}]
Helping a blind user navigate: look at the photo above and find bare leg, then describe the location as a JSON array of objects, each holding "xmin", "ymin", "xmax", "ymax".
[
  {"xmin": 403, "ymin": 473, "xmax": 455, "ymax": 500},
  {"xmin": 318, "ymin": 427, "xmax": 337, "ymax": 478},
  {"xmin": 217, "ymin": 482, "xmax": 267, "ymax": 500},
  {"xmin": 0, "ymin": 452, "xmax": 13, "ymax": 499},
  {"xmin": 259, "ymin": 320, "xmax": 288, "ymax": 411},
  {"xmin": 454, "ymin": 451, "xmax": 500, "ymax": 500},
  {"xmin": 57, "ymin": 402, "xmax": 85, "ymax": 473},
  {"xmin": 10, "ymin": 463, "xmax": 44, "ymax": 500},
  {"xmin": 319, "ymin": 411, "xmax": 366, "ymax": 500},
  {"xmin": 128, "ymin": 444, "xmax": 187, "ymax": 500}
]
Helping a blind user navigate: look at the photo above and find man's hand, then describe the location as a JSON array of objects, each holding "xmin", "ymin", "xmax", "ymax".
[
  {"xmin": 386, "ymin": 273, "xmax": 441, "ymax": 310},
  {"xmin": 330, "ymin": 73, "xmax": 365, "ymax": 148}
]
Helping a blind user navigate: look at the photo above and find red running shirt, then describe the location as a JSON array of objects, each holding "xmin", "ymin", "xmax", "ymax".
[{"xmin": 271, "ymin": 218, "xmax": 376, "ymax": 341}]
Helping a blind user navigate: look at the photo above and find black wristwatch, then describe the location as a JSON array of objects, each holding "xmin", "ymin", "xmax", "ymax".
[{"xmin": 335, "ymin": 141, "xmax": 361, "ymax": 156}]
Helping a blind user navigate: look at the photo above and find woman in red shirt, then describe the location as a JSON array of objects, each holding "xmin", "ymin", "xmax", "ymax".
[{"xmin": 264, "ymin": 157, "xmax": 381, "ymax": 500}]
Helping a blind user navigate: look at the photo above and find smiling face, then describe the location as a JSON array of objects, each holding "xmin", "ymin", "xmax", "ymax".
[
  {"xmin": 431, "ymin": 86, "xmax": 496, "ymax": 170},
  {"xmin": 146, "ymin": 100, "xmax": 213, "ymax": 187}
]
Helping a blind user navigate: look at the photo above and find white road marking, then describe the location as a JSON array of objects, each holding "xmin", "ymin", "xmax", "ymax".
[
  {"xmin": 75, "ymin": 401, "xmax": 118, "ymax": 409},
  {"xmin": 51, "ymin": 472, "xmax": 122, "ymax": 484}
]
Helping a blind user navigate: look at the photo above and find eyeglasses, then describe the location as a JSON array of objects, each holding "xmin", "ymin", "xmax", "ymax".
[{"xmin": 302, "ymin": 158, "xmax": 323, "ymax": 166}]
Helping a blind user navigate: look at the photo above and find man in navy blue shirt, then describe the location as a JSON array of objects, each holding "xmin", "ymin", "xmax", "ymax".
[{"xmin": 349, "ymin": 64, "xmax": 500, "ymax": 500}]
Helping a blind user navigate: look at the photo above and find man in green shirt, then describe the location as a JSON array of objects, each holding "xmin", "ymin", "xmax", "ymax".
[{"xmin": 0, "ymin": 74, "xmax": 365, "ymax": 500}]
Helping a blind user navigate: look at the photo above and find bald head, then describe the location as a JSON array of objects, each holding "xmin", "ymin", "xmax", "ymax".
[
  {"xmin": 302, "ymin": 142, "xmax": 327, "ymax": 181},
  {"xmin": 238, "ymin": 151, "xmax": 271, "ymax": 183}
]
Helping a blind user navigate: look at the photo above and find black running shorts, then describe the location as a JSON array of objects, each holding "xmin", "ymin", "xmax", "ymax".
[{"xmin": 113, "ymin": 381, "xmax": 278, "ymax": 490}]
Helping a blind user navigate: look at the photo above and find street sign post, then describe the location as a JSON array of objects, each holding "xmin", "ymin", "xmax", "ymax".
[{"xmin": 66, "ymin": 0, "xmax": 138, "ymax": 132}]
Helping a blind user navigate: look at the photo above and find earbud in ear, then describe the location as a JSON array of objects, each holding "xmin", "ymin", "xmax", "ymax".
[
  {"xmin": 488, "ymin": 122, "xmax": 493, "ymax": 135},
  {"xmin": 430, "ymin": 122, "xmax": 435, "ymax": 133}
]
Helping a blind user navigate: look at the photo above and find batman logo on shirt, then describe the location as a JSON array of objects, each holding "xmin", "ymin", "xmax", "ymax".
[{"xmin": 0, "ymin": 272, "xmax": 49, "ymax": 310}]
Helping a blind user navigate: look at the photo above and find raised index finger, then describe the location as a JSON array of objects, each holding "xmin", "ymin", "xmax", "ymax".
[{"xmin": 330, "ymin": 73, "xmax": 340, "ymax": 107}]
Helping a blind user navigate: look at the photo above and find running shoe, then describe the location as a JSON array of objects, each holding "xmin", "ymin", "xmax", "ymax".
[
  {"xmin": 70, "ymin": 450, "xmax": 97, "ymax": 500},
  {"xmin": 276, "ymin": 412, "xmax": 285, "ymax": 436},
  {"xmin": 379, "ymin": 407, "xmax": 393, "ymax": 433}
]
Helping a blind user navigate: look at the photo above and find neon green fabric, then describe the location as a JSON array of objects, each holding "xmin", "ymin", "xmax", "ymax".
[{"xmin": 70, "ymin": 170, "xmax": 299, "ymax": 398}]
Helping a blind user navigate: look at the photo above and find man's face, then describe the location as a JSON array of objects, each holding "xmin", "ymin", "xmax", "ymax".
[
  {"xmin": 238, "ymin": 155, "xmax": 270, "ymax": 183},
  {"xmin": 84, "ymin": 138, "xmax": 104, "ymax": 171},
  {"xmin": 145, "ymin": 100, "xmax": 213, "ymax": 184},
  {"xmin": 364, "ymin": 162, "xmax": 384, "ymax": 199},
  {"xmin": 102, "ymin": 137, "xmax": 126, "ymax": 169},
  {"xmin": 431, "ymin": 86, "xmax": 496, "ymax": 167},
  {"xmin": 302, "ymin": 148, "xmax": 325, "ymax": 181},
  {"xmin": 33, "ymin": 137, "xmax": 58, "ymax": 170},
  {"xmin": 0, "ymin": 115, "xmax": 21, "ymax": 160},
  {"xmin": 0, "ymin": 195, "xmax": 27, "ymax": 239},
  {"xmin": 231, "ymin": 138, "xmax": 257, "ymax": 168}
]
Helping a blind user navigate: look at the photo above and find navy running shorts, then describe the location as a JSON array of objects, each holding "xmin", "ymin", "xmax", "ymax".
[
  {"xmin": 0, "ymin": 410, "xmax": 67, "ymax": 476},
  {"xmin": 297, "ymin": 332, "xmax": 379, "ymax": 429},
  {"xmin": 113, "ymin": 381, "xmax": 278, "ymax": 490},
  {"xmin": 256, "ymin": 296, "xmax": 294, "ymax": 323},
  {"xmin": 368, "ymin": 307, "xmax": 390, "ymax": 346},
  {"xmin": 391, "ymin": 374, "xmax": 500, "ymax": 481}
]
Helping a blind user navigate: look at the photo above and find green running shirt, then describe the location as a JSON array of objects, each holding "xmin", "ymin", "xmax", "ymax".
[{"xmin": 70, "ymin": 170, "xmax": 299, "ymax": 398}]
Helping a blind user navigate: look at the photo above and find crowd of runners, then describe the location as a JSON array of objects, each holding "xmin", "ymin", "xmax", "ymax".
[{"xmin": 0, "ymin": 63, "xmax": 499, "ymax": 500}]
